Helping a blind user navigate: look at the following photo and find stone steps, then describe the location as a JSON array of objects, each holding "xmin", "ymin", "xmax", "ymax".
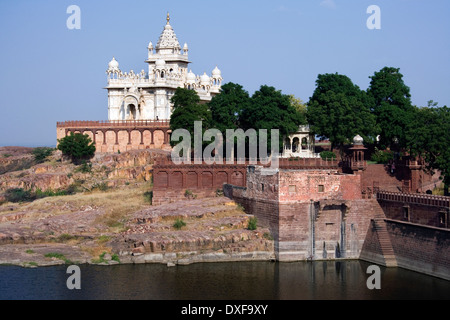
[{"xmin": 372, "ymin": 218, "xmax": 397, "ymax": 267}]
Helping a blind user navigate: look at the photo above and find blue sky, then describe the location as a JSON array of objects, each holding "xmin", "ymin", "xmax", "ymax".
[{"xmin": 0, "ymin": 0, "xmax": 449, "ymax": 147}]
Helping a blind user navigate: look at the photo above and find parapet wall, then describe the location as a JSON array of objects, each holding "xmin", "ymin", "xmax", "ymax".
[
  {"xmin": 56, "ymin": 120, "xmax": 172, "ymax": 153},
  {"xmin": 377, "ymin": 191, "xmax": 449, "ymax": 228}
]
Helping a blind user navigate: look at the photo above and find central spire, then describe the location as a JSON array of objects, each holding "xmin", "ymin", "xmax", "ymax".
[{"xmin": 156, "ymin": 13, "xmax": 181, "ymax": 52}]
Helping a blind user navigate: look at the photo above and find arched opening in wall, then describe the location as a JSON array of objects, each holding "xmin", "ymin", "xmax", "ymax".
[
  {"xmin": 161, "ymin": 71, "xmax": 165, "ymax": 79},
  {"xmin": 171, "ymin": 171, "xmax": 183, "ymax": 188},
  {"xmin": 128, "ymin": 104, "xmax": 137, "ymax": 120},
  {"xmin": 202, "ymin": 172, "xmax": 213, "ymax": 188},
  {"xmin": 292, "ymin": 137, "xmax": 300, "ymax": 153},
  {"xmin": 284, "ymin": 138, "xmax": 291, "ymax": 151},
  {"xmin": 186, "ymin": 172, "xmax": 198, "ymax": 188},
  {"xmin": 215, "ymin": 171, "xmax": 228, "ymax": 188},
  {"xmin": 153, "ymin": 130, "xmax": 165, "ymax": 148},
  {"xmin": 231, "ymin": 171, "xmax": 244, "ymax": 186},
  {"xmin": 170, "ymin": 68, "xmax": 173, "ymax": 73},
  {"xmin": 302, "ymin": 137, "xmax": 308, "ymax": 150},
  {"xmin": 156, "ymin": 171, "xmax": 168, "ymax": 187}
]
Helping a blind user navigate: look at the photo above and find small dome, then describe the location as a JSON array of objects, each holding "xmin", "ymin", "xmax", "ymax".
[
  {"xmin": 353, "ymin": 135, "xmax": 364, "ymax": 145},
  {"xmin": 200, "ymin": 72, "xmax": 210, "ymax": 84},
  {"xmin": 183, "ymin": 43, "xmax": 188, "ymax": 50},
  {"xmin": 108, "ymin": 57, "xmax": 119, "ymax": 70},
  {"xmin": 186, "ymin": 70, "xmax": 196, "ymax": 81},
  {"xmin": 155, "ymin": 59, "xmax": 166, "ymax": 67},
  {"xmin": 148, "ymin": 41, "xmax": 153, "ymax": 49},
  {"xmin": 212, "ymin": 66, "xmax": 221, "ymax": 77}
]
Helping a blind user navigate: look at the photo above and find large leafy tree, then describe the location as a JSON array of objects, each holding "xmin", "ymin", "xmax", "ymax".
[
  {"xmin": 406, "ymin": 104, "xmax": 450, "ymax": 193},
  {"xmin": 57, "ymin": 133, "xmax": 95, "ymax": 164},
  {"xmin": 209, "ymin": 82, "xmax": 250, "ymax": 132},
  {"xmin": 367, "ymin": 67, "xmax": 415, "ymax": 150},
  {"xmin": 169, "ymin": 87, "xmax": 211, "ymax": 147},
  {"xmin": 306, "ymin": 73, "xmax": 377, "ymax": 152},
  {"xmin": 241, "ymin": 85, "xmax": 306, "ymax": 152}
]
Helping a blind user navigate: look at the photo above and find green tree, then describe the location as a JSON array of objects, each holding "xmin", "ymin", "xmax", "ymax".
[
  {"xmin": 209, "ymin": 82, "xmax": 250, "ymax": 132},
  {"xmin": 32, "ymin": 147, "xmax": 54, "ymax": 164},
  {"xmin": 406, "ymin": 105, "xmax": 450, "ymax": 193},
  {"xmin": 57, "ymin": 133, "xmax": 96, "ymax": 164},
  {"xmin": 307, "ymin": 73, "xmax": 377, "ymax": 153},
  {"xmin": 288, "ymin": 95, "xmax": 307, "ymax": 116},
  {"xmin": 367, "ymin": 67, "xmax": 415, "ymax": 150},
  {"xmin": 241, "ymin": 85, "xmax": 305, "ymax": 152},
  {"xmin": 169, "ymin": 88, "xmax": 211, "ymax": 148}
]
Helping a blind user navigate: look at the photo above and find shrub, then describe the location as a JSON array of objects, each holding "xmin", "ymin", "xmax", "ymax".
[
  {"xmin": 56, "ymin": 234, "xmax": 76, "ymax": 242},
  {"xmin": 173, "ymin": 219, "xmax": 186, "ymax": 230},
  {"xmin": 143, "ymin": 191, "xmax": 153, "ymax": 204},
  {"xmin": 2, "ymin": 154, "xmax": 13, "ymax": 158},
  {"xmin": 75, "ymin": 161, "xmax": 92, "ymax": 173},
  {"xmin": 371, "ymin": 148, "xmax": 393, "ymax": 164},
  {"xmin": 111, "ymin": 253, "xmax": 120, "ymax": 263},
  {"xmin": 263, "ymin": 232, "xmax": 274, "ymax": 240},
  {"xmin": 97, "ymin": 235, "xmax": 111, "ymax": 243},
  {"xmin": 92, "ymin": 182, "xmax": 109, "ymax": 192},
  {"xmin": 4, "ymin": 188, "xmax": 35, "ymax": 203},
  {"xmin": 35, "ymin": 188, "xmax": 68, "ymax": 199},
  {"xmin": 44, "ymin": 252, "xmax": 73, "ymax": 264},
  {"xmin": 320, "ymin": 151, "xmax": 336, "ymax": 160},
  {"xmin": 32, "ymin": 147, "xmax": 54, "ymax": 164},
  {"xmin": 247, "ymin": 217, "xmax": 258, "ymax": 230},
  {"xmin": 57, "ymin": 133, "xmax": 95, "ymax": 164}
]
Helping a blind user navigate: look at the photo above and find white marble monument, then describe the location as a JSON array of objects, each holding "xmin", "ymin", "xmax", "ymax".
[{"xmin": 105, "ymin": 13, "xmax": 223, "ymax": 121}]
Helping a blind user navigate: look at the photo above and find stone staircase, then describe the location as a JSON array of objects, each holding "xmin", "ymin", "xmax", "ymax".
[{"xmin": 372, "ymin": 217, "xmax": 398, "ymax": 267}]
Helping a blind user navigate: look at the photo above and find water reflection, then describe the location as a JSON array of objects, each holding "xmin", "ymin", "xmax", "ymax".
[{"xmin": 0, "ymin": 260, "xmax": 448, "ymax": 300}]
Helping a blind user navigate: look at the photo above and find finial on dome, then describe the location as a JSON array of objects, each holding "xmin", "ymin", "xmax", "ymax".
[{"xmin": 166, "ymin": 12, "xmax": 170, "ymax": 24}]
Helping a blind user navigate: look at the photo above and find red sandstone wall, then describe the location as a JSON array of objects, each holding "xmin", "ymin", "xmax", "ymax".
[
  {"xmin": 385, "ymin": 220, "xmax": 450, "ymax": 280},
  {"xmin": 56, "ymin": 127, "xmax": 171, "ymax": 153},
  {"xmin": 153, "ymin": 163, "xmax": 247, "ymax": 205},
  {"xmin": 361, "ymin": 164, "xmax": 404, "ymax": 193},
  {"xmin": 152, "ymin": 189, "xmax": 216, "ymax": 206},
  {"xmin": 278, "ymin": 170, "xmax": 361, "ymax": 202},
  {"xmin": 378, "ymin": 200, "xmax": 448, "ymax": 228}
]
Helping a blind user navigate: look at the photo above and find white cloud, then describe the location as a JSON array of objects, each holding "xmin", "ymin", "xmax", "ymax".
[{"xmin": 320, "ymin": 0, "xmax": 337, "ymax": 10}]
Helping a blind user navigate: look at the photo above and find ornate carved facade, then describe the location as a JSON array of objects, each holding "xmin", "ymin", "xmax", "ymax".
[{"xmin": 105, "ymin": 13, "xmax": 223, "ymax": 121}]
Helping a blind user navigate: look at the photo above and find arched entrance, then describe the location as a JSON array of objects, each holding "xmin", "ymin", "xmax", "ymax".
[{"xmin": 127, "ymin": 104, "xmax": 137, "ymax": 120}]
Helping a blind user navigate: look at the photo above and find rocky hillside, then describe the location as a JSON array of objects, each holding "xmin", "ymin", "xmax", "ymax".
[
  {"xmin": 0, "ymin": 147, "xmax": 274, "ymax": 267},
  {"xmin": 0, "ymin": 148, "xmax": 168, "ymax": 199}
]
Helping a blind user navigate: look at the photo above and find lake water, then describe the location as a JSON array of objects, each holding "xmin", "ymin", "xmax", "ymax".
[{"xmin": 0, "ymin": 260, "xmax": 449, "ymax": 300}]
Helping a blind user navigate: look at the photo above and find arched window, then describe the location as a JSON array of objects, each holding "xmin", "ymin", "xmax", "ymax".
[
  {"xmin": 302, "ymin": 137, "xmax": 308, "ymax": 150},
  {"xmin": 128, "ymin": 104, "xmax": 136, "ymax": 120},
  {"xmin": 284, "ymin": 138, "xmax": 291, "ymax": 150},
  {"xmin": 161, "ymin": 71, "xmax": 165, "ymax": 78},
  {"xmin": 292, "ymin": 137, "xmax": 300, "ymax": 153}
]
